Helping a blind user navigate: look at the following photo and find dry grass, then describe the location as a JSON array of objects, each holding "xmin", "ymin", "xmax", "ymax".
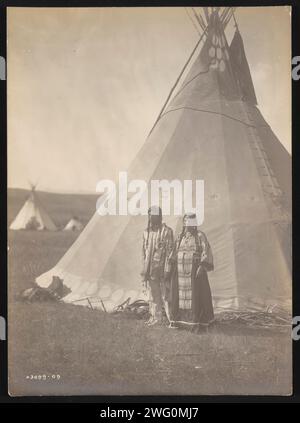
[{"xmin": 8, "ymin": 230, "xmax": 292, "ymax": 396}]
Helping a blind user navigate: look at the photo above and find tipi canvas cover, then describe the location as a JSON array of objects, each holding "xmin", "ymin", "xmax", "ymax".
[
  {"xmin": 37, "ymin": 12, "xmax": 291, "ymax": 313},
  {"xmin": 10, "ymin": 188, "xmax": 57, "ymax": 231},
  {"xmin": 64, "ymin": 218, "xmax": 83, "ymax": 231}
]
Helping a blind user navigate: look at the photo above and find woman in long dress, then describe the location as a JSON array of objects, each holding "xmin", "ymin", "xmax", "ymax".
[{"xmin": 168, "ymin": 213, "xmax": 214, "ymax": 329}]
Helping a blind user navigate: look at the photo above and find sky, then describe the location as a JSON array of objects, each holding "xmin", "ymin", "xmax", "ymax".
[{"xmin": 7, "ymin": 7, "xmax": 291, "ymax": 193}]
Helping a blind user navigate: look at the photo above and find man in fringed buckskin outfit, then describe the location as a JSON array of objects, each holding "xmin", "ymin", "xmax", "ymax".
[{"xmin": 141, "ymin": 206, "xmax": 174, "ymax": 326}]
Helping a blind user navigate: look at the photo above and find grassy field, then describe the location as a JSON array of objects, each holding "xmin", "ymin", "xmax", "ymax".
[
  {"xmin": 8, "ymin": 228, "xmax": 292, "ymax": 396},
  {"xmin": 7, "ymin": 189, "xmax": 292, "ymax": 396}
]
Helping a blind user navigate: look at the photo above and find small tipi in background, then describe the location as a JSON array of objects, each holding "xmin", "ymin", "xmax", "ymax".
[
  {"xmin": 10, "ymin": 185, "xmax": 57, "ymax": 231},
  {"xmin": 64, "ymin": 217, "xmax": 83, "ymax": 232}
]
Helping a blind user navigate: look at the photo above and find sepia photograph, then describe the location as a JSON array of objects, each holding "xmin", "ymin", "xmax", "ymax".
[{"xmin": 7, "ymin": 6, "xmax": 292, "ymax": 396}]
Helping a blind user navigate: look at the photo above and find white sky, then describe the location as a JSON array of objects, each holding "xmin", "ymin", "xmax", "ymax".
[{"xmin": 7, "ymin": 7, "xmax": 291, "ymax": 193}]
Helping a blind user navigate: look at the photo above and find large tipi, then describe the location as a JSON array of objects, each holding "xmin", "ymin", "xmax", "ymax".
[
  {"xmin": 37, "ymin": 8, "xmax": 291, "ymax": 312},
  {"xmin": 10, "ymin": 186, "xmax": 57, "ymax": 231}
]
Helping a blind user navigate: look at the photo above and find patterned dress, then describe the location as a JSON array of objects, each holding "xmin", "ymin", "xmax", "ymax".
[{"xmin": 170, "ymin": 229, "xmax": 214, "ymax": 326}]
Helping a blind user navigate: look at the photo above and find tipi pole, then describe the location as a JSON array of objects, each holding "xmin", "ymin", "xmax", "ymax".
[
  {"xmin": 185, "ymin": 8, "xmax": 202, "ymax": 35},
  {"xmin": 223, "ymin": 8, "xmax": 236, "ymax": 29},
  {"xmin": 191, "ymin": 8, "xmax": 206, "ymax": 31},
  {"xmin": 193, "ymin": 8, "xmax": 207, "ymax": 32},
  {"xmin": 147, "ymin": 25, "xmax": 208, "ymax": 137},
  {"xmin": 232, "ymin": 9, "xmax": 240, "ymax": 31},
  {"xmin": 220, "ymin": 7, "xmax": 231, "ymax": 24},
  {"xmin": 203, "ymin": 7, "xmax": 210, "ymax": 24}
]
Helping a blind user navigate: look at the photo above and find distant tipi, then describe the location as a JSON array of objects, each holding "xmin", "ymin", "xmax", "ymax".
[
  {"xmin": 64, "ymin": 217, "xmax": 83, "ymax": 231},
  {"xmin": 37, "ymin": 8, "xmax": 291, "ymax": 312},
  {"xmin": 10, "ymin": 186, "xmax": 57, "ymax": 231}
]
